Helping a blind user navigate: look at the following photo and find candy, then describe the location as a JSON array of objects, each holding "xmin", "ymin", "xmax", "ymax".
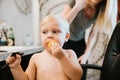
[{"xmin": 48, "ymin": 40, "xmax": 57, "ymax": 48}]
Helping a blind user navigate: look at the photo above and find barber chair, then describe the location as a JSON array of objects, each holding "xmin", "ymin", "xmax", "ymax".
[{"xmin": 81, "ymin": 22, "xmax": 120, "ymax": 80}]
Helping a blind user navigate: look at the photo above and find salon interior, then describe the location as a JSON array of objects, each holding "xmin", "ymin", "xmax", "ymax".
[{"xmin": 0, "ymin": 0, "xmax": 120, "ymax": 80}]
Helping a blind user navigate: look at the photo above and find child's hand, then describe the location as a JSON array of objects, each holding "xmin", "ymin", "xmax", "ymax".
[
  {"xmin": 6, "ymin": 54, "xmax": 21, "ymax": 68},
  {"xmin": 48, "ymin": 40, "xmax": 65, "ymax": 59}
]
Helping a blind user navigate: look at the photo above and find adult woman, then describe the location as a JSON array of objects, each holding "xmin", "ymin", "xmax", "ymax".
[
  {"xmin": 62, "ymin": 1, "xmax": 104, "ymax": 80},
  {"xmin": 62, "ymin": 1, "xmax": 117, "ymax": 80},
  {"xmin": 62, "ymin": 0, "xmax": 104, "ymax": 63}
]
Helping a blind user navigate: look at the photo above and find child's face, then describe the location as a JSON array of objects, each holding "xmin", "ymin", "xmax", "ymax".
[{"xmin": 40, "ymin": 20, "xmax": 69, "ymax": 49}]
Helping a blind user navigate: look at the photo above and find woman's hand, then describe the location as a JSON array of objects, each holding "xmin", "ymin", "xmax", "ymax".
[
  {"xmin": 75, "ymin": 0, "xmax": 86, "ymax": 10},
  {"xmin": 6, "ymin": 54, "xmax": 21, "ymax": 68},
  {"xmin": 78, "ymin": 54, "xmax": 88, "ymax": 64}
]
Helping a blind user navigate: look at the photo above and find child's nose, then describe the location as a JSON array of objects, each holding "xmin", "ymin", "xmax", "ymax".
[{"xmin": 47, "ymin": 32, "xmax": 53, "ymax": 38}]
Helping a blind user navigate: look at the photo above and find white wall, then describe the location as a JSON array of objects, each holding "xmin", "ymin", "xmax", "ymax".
[
  {"xmin": 0, "ymin": 0, "xmax": 33, "ymax": 46},
  {"xmin": 0, "ymin": 0, "xmax": 70, "ymax": 46}
]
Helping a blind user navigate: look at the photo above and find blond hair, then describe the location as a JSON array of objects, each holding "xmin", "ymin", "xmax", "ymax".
[
  {"xmin": 40, "ymin": 14, "xmax": 70, "ymax": 33},
  {"xmin": 93, "ymin": 0, "xmax": 117, "ymax": 39}
]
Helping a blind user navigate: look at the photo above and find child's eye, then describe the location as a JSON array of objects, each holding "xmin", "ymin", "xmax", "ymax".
[
  {"xmin": 53, "ymin": 30, "xmax": 61, "ymax": 33},
  {"xmin": 42, "ymin": 31, "xmax": 47, "ymax": 34},
  {"xmin": 53, "ymin": 31, "xmax": 57, "ymax": 33}
]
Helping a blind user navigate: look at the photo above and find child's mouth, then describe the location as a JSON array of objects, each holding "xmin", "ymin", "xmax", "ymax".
[{"xmin": 48, "ymin": 39, "xmax": 57, "ymax": 48}]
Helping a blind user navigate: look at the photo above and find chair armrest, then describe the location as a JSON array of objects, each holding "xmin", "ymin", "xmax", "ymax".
[{"xmin": 81, "ymin": 64, "xmax": 102, "ymax": 71}]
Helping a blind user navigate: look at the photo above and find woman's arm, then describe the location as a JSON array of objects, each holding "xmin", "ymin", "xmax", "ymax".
[
  {"xmin": 62, "ymin": 0, "xmax": 86, "ymax": 24},
  {"xmin": 78, "ymin": 27, "xmax": 98, "ymax": 64}
]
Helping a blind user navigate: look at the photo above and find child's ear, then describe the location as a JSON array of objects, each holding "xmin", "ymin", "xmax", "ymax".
[{"xmin": 65, "ymin": 33, "xmax": 70, "ymax": 42}]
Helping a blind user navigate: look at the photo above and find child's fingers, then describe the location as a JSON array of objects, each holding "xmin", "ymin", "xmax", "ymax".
[
  {"xmin": 52, "ymin": 42, "xmax": 59, "ymax": 49},
  {"xmin": 16, "ymin": 54, "xmax": 21, "ymax": 58},
  {"xmin": 5, "ymin": 54, "xmax": 22, "ymax": 68},
  {"xmin": 6, "ymin": 58, "xmax": 10, "ymax": 64},
  {"xmin": 6, "ymin": 57, "xmax": 15, "ymax": 64},
  {"xmin": 9, "ymin": 57, "xmax": 16, "ymax": 63},
  {"xmin": 6, "ymin": 54, "xmax": 21, "ymax": 64}
]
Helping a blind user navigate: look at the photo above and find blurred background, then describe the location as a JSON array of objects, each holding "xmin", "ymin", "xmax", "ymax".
[{"xmin": 0, "ymin": 0, "xmax": 70, "ymax": 46}]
